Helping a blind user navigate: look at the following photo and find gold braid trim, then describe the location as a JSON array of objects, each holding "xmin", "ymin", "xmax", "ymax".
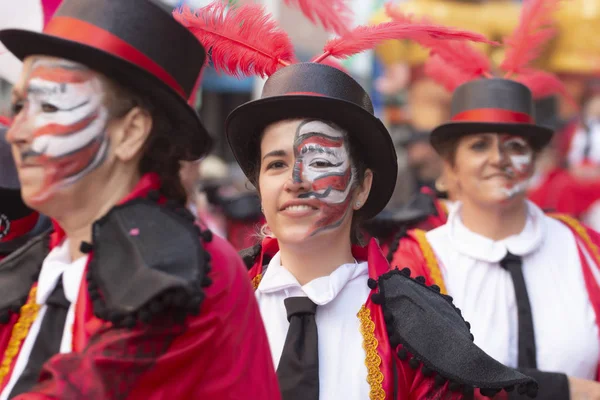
[
  {"xmin": 413, "ymin": 229, "xmax": 447, "ymax": 295},
  {"xmin": 252, "ymin": 273, "xmax": 263, "ymax": 291},
  {"xmin": 550, "ymin": 214, "xmax": 600, "ymax": 266},
  {"xmin": 358, "ymin": 305, "xmax": 385, "ymax": 400},
  {"xmin": 0, "ymin": 286, "xmax": 40, "ymax": 385}
]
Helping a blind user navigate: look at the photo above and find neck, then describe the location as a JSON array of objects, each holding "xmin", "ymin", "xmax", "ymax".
[
  {"xmin": 278, "ymin": 234, "xmax": 356, "ymax": 286},
  {"xmin": 460, "ymin": 198, "xmax": 528, "ymax": 241},
  {"xmin": 52, "ymin": 172, "xmax": 141, "ymax": 261}
]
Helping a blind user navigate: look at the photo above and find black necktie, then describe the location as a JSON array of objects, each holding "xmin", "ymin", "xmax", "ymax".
[
  {"xmin": 276, "ymin": 297, "xmax": 319, "ymax": 400},
  {"xmin": 499, "ymin": 252, "xmax": 537, "ymax": 369},
  {"xmin": 9, "ymin": 277, "xmax": 70, "ymax": 398}
]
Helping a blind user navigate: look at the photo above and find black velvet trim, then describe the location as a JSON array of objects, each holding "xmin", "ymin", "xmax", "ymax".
[
  {"xmin": 375, "ymin": 268, "xmax": 538, "ymax": 397},
  {"xmin": 87, "ymin": 199, "xmax": 211, "ymax": 328},
  {"xmin": 507, "ymin": 369, "xmax": 567, "ymax": 399},
  {"xmin": 0, "ymin": 232, "xmax": 49, "ymax": 322},
  {"xmin": 239, "ymin": 243, "xmax": 263, "ymax": 270},
  {"xmin": 386, "ymin": 225, "xmax": 407, "ymax": 264}
]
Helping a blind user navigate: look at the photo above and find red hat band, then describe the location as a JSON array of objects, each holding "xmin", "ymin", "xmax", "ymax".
[
  {"xmin": 44, "ymin": 16, "xmax": 186, "ymax": 98},
  {"xmin": 451, "ymin": 108, "xmax": 534, "ymax": 124}
]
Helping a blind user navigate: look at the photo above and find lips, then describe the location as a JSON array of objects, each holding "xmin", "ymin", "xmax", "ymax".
[{"xmin": 280, "ymin": 199, "xmax": 320, "ymax": 212}]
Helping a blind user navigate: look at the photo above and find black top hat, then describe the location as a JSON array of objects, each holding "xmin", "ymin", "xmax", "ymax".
[
  {"xmin": 226, "ymin": 63, "xmax": 398, "ymax": 219},
  {"xmin": 0, "ymin": 0, "xmax": 211, "ymax": 161},
  {"xmin": 431, "ymin": 78, "xmax": 553, "ymax": 152}
]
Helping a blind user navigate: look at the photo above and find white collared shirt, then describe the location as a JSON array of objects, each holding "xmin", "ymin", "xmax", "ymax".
[
  {"xmin": 0, "ymin": 240, "xmax": 88, "ymax": 400},
  {"xmin": 255, "ymin": 252, "xmax": 370, "ymax": 400},
  {"xmin": 426, "ymin": 201, "xmax": 599, "ymax": 379}
]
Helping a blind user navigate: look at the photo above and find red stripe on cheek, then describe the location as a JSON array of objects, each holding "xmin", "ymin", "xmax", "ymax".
[
  {"xmin": 311, "ymin": 168, "xmax": 352, "ymax": 192},
  {"xmin": 33, "ymin": 113, "xmax": 98, "ymax": 138},
  {"xmin": 313, "ymin": 196, "xmax": 352, "ymax": 232}
]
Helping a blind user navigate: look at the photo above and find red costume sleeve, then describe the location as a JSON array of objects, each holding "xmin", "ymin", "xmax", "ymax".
[{"xmin": 14, "ymin": 235, "xmax": 281, "ymax": 400}]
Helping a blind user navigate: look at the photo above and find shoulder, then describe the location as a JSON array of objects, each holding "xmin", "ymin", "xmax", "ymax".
[
  {"xmin": 86, "ymin": 199, "xmax": 215, "ymax": 328},
  {"xmin": 371, "ymin": 267, "xmax": 537, "ymax": 397}
]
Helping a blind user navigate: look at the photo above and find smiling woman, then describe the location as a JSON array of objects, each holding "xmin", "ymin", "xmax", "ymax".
[{"xmin": 392, "ymin": 78, "xmax": 600, "ymax": 399}]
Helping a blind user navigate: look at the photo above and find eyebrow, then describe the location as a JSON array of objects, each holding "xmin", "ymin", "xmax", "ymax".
[{"xmin": 262, "ymin": 149, "xmax": 287, "ymax": 160}]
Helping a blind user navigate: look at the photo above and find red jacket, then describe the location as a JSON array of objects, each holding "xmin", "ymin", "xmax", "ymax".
[
  {"xmin": 247, "ymin": 237, "xmax": 535, "ymax": 399},
  {"xmin": 0, "ymin": 174, "xmax": 281, "ymax": 400}
]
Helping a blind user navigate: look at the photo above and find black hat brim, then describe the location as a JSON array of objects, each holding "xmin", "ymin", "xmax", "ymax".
[
  {"xmin": 226, "ymin": 95, "xmax": 398, "ymax": 219},
  {"xmin": 431, "ymin": 121, "xmax": 553, "ymax": 153},
  {"xmin": 0, "ymin": 29, "xmax": 211, "ymax": 161}
]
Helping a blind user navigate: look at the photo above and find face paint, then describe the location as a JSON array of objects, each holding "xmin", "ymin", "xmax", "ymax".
[
  {"xmin": 497, "ymin": 135, "xmax": 533, "ymax": 199},
  {"xmin": 292, "ymin": 120, "xmax": 355, "ymax": 236},
  {"xmin": 9, "ymin": 58, "xmax": 109, "ymax": 203}
]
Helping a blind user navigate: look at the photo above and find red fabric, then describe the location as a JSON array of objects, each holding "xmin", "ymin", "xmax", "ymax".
[
  {"xmin": 1, "ymin": 173, "xmax": 281, "ymax": 399},
  {"xmin": 451, "ymin": 108, "xmax": 533, "ymax": 124},
  {"xmin": 44, "ymin": 17, "xmax": 186, "ymax": 97},
  {"xmin": 528, "ymin": 169, "xmax": 600, "ymax": 217},
  {"xmin": 226, "ymin": 216, "xmax": 265, "ymax": 251},
  {"xmin": 248, "ymin": 237, "xmax": 463, "ymax": 398},
  {"xmin": 556, "ymin": 220, "xmax": 600, "ymax": 381},
  {"xmin": 0, "ymin": 212, "xmax": 39, "ymax": 242}
]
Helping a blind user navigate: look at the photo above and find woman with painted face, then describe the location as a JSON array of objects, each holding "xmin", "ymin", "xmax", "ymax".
[
  {"xmin": 178, "ymin": 2, "xmax": 538, "ymax": 399},
  {"xmin": 387, "ymin": 3, "xmax": 600, "ymax": 395},
  {"xmin": 396, "ymin": 79, "xmax": 600, "ymax": 400},
  {"xmin": 0, "ymin": 0, "xmax": 281, "ymax": 399}
]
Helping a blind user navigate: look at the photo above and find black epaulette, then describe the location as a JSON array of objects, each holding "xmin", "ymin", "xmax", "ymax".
[
  {"xmin": 369, "ymin": 267, "xmax": 538, "ymax": 398},
  {"xmin": 239, "ymin": 243, "xmax": 263, "ymax": 270},
  {"xmin": 84, "ymin": 196, "xmax": 213, "ymax": 328},
  {"xmin": 0, "ymin": 232, "xmax": 50, "ymax": 324}
]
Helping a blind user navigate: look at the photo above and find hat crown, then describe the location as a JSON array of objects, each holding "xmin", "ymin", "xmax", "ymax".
[
  {"xmin": 262, "ymin": 63, "xmax": 375, "ymax": 115},
  {"xmin": 50, "ymin": 0, "xmax": 205, "ymax": 98},
  {"xmin": 451, "ymin": 78, "xmax": 535, "ymax": 120}
]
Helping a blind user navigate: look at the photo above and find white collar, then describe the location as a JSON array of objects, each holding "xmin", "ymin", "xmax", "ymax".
[
  {"xmin": 257, "ymin": 251, "xmax": 368, "ymax": 306},
  {"xmin": 447, "ymin": 200, "xmax": 546, "ymax": 263},
  {"xmin": 36, "ymin": 239, "xmax": 88, "ymax": 306}
]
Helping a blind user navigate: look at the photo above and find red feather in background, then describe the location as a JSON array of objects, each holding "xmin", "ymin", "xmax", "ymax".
[
  {"xmin": 424, "ymin": 54, "xmax": 474, "ymax": 92},
  {"xmin": 384, "ymin": 6, "xmax": 493, "ymax": 80},
  {"xmin": 501, "ymin": 0, "xmax": 560, "ymax": 76},
  {"xmin": 284, "ymin": 0, "xmax": 353, "ymax": 36},
  {"xmin": 517, "ymin": 69, "xmax": 578, "ymax": 108},
  {"xmin": 174, "ymin": 3, "xmax": 296, "ymax": 78},
  {"xmin": 313, "ymin": 20, "xmax": 495, "ymax": 63}
]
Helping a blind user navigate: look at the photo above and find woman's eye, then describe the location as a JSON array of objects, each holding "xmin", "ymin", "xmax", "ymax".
[
  {"xmin": 11, "ymin": 101, "xmax": 24, "ymax": 116},
  {"xmin": 310, "ymin": 160, "xmax": 334, "ymax": 168},
  {"xmin": 470, "ymin": 140, "xmax": 488, "ymax": 151},
  {"xmin": 41, "ymin": 103, "xmax": 59, "ymax": 113},
  {"xmin": 266, "ymin": 161, "xmax": 286, "ymax": 170},
  {"xmin": 505, "ymin": 141, "xmax": 529, "ymax": 154}
]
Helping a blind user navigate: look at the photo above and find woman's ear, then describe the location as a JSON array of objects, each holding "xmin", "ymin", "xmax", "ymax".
[
  {"xmin": 109, "ymin": 106, "xmax": 153, "ymax": 162},
  {"xmin": 353, "ymin": 169, "xmax": 373, "ymax": 211}
]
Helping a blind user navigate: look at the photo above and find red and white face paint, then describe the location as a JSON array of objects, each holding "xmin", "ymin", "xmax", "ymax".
[
  {"xmin": 8, "ymin": 58, "xmax": 109, "ymax": 203},
  {"xmin": 496, "ymin": 135, "xmax": 534, "ymax": 199},
  {"xmin": 293, "ymin": 120, "xmax": 355, "ymax": 236}
]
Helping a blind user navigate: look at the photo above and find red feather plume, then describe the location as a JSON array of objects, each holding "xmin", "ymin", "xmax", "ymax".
[
  {"xmin": 283, "ymin": 0, "xmax": 353, "ymax": 36},
  {"xmin": 501, "ymin": 0, "xmax": 560, "ymax": 76},
  {"xmin": 313, "ymin": 20, "xmax": 495, "ymax": 63},
  {"xmin": 384, "ymin": 6, "xmax": 493, "ymax": 79},
  {"xmin": 517, "ymin": 69, "xmax": 578, "ymax": 109},
  {"xmin": 173, "ymin": 3, "xmax": 296, "ymax": 78},
  {"xmin": 424, "ymin": 54, "xmax": 474, "ymax": 92}
]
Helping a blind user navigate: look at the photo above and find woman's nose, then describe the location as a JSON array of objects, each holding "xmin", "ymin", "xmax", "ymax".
[
  {"xmin": 5, "ymin": 115, "xmax": 31, "ymax": 145},
  {"xmin": 283, "ymin": 173, "xmax": 311, "ymax": 193}
]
